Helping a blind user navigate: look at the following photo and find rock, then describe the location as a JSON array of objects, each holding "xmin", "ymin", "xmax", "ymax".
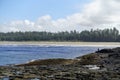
[{"xmin": 96, "ymin": 49, "xmax": 114, "ymax": 53}]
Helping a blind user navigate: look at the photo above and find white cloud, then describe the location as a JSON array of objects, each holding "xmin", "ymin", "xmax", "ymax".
[
  {"xmin": 82, "ymin": 0, "xmax": 120, "ymax": 25},
  {"xmin": 1, "ymin": 0, "xmax": 120, "ymax": 32}
]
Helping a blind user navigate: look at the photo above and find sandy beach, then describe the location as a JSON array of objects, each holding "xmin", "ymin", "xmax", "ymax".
[{"xmin": 0, "ymin": 41, "xmax": 119, "ymax": 47}]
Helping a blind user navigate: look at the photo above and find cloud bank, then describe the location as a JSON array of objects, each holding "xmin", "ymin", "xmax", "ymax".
[{"xmin": 1, "ymin": 0, "xmax": 120, "ymax": 32}]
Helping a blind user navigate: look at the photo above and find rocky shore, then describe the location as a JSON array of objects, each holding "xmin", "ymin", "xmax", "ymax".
[{"xmin": 0, "ymin": 47, "xmax": 120, "ymax": 80}]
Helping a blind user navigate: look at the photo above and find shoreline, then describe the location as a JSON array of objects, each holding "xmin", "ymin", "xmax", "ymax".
[
  {"xmin": 0, "ymin": 41, "xmax": 120, "ymax": 47},
  {"xmin": 0, "ymin": 47, "xmax": 119, "ymax": 80}
]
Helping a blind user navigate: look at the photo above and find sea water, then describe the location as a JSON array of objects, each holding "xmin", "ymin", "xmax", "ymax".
[{"xmin": 0, "ymin": 45, "xmax": 111, "ymax": 65}]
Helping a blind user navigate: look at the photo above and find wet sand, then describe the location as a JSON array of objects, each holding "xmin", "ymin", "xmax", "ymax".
[{"xmin": 0, "ymin": 41, "xmax": 119, "ymax": 47}]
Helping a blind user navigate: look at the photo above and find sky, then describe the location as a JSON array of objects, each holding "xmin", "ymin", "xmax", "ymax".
[{"xmin": 0, "ymin": 0, "xmax": 120, "ymax": 32}]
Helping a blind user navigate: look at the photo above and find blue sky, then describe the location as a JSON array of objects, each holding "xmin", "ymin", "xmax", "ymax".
[
  {"xmin": 0, "ymin": 0, "xmax": 91, "ymax": 23},
  {"xmin": 0, "ymin": 0, "xmax": 120, "ymax": 32}
]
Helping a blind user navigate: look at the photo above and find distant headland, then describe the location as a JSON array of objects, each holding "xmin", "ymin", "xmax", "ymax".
[{"xmin": 0, "ymin": 28, "xmax": 120, "ymax": 42}]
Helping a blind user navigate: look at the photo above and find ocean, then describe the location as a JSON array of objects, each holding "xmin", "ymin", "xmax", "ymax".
[{"xmin": 0, "ymin": 45, "xmax": 111, "ymax": 65}]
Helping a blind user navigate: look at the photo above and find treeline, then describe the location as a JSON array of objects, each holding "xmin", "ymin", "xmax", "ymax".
[{"xmin": 0, "ymin": 27, "xmax": 120, "ymax": 42}]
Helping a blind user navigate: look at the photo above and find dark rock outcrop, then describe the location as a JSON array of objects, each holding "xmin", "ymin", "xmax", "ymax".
[{"xmin": 96, "ymin": 49, "xmax": 114, "ymax": 53}]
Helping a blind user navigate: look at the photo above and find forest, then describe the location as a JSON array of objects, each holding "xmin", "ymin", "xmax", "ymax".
[{"xmin": 0, "ymin": 27, "xmax": 120, "ymax": 42}]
